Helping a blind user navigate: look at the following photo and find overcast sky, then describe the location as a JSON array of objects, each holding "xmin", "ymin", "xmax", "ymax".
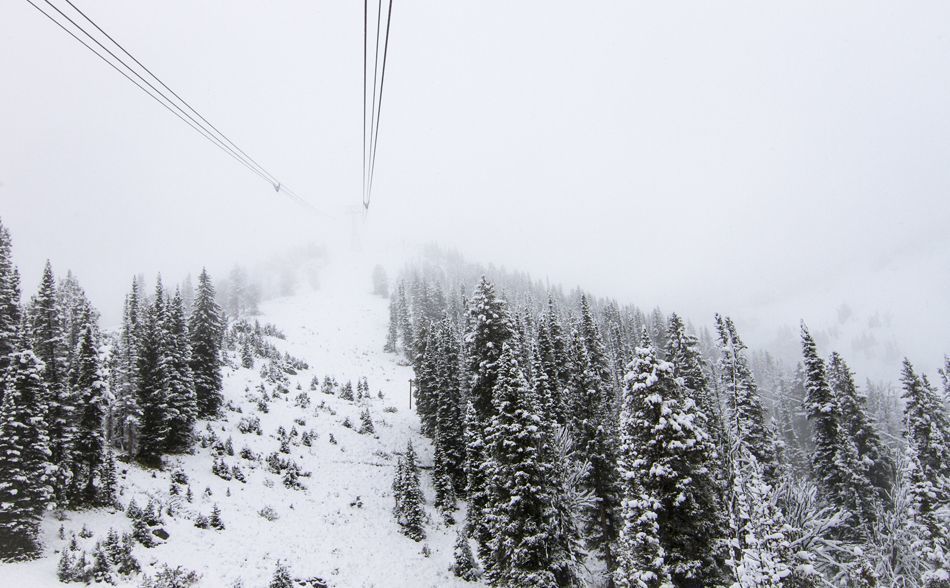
[{"xmin": 1, "ymin": 0, "xmax": 948, "ymax": 380}]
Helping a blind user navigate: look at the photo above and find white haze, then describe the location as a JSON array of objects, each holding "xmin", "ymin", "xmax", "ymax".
[{"xmin": 1, "ymin": 0, "xmax": 948, "ymax": 381}]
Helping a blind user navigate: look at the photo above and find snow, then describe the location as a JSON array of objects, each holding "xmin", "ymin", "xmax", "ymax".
[{"xmin": 0, "ymin": 252, "xmax": 482, "ymax": 587}]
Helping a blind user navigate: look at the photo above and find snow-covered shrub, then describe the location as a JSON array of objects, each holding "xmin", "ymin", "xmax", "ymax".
[
  {"xmin": 237, "ymin": 416, "xmax": 263, "ymax": 435},
  {"xmin": 258, "ymin": 506, "xmax": 280, "ymax": 521}
]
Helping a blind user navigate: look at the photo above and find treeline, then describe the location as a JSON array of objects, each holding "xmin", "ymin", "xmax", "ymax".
[
  {"xmin": 388, "ymin": 255, "xmax": 949, "ymax": 587},
  {"xmin": 0, "ymin": 218, "xmax": 225, "ymax": 561}
]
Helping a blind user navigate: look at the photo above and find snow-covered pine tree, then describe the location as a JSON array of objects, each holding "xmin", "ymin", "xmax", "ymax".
[
  {"xmin": 452, "ymin": 528, "xmax": 480, "ymax": 581},
  {"xmin": 570, "ymin": 295, "xmax": 622, "ymax": 577},
  {"xmin": 616, "ymin": 332, "xmax": 726, "ymax": 586},
  {"xmin": 0, "ymin": 218, "xmax": 20, "ymax": 388},
  {"xmin": 899, "ymin": 359, "xmax": 950, "ymax": 586},
  {"xmin": 827, "ymin": 352, "xmax": 894, "ymax": 504},
  {"xmin": 111, "ymin": 280, "xmax": 143, "ymax": 458},
  {"xmin": 136, "ymin": 279, "xmax": 171, "ymax": 466},
  {"xmin": 800, "ymin": 324, "xmax": 876, "ymax": 532},
  {"xmin": 414, "ymin": 321, "xmax": 439, "ymax": 435},
  {"xmin": 433, "ymin": 440, "xmax": 457, "ymax": 524},
  {"xmin": 0, "ymin": 350, "xmax": 53, "ymax": 560},
  {"xmin": 463, "ymin": 398, "xmax": 493, "ymax": 564},
  {"xmin": 464, "ymin": 277, "xmax": 515, "ymax": 421},
  {"xmin": 69, "ymin": 319, "xmax": 108, "ymax": 506},
  {"xmin": 483, "ymin": 343, "xmax": 558, "ymax": 586},
  {"xmin": 715, "ymin": 314, "xmax": 778, "ymax": 480},
  {"xmin": 29, "ymin": 260, "xmax": 75, "ymax": 505},
  {"xmin": 57, "ymin": 271, "xmax": 99, "ymax": 374},
  {"xmin": 398, "ymin": 440, "xmax": 426, "ymax": 541},
  {"xmin": 434, "ymin": 316, "xmax": 465, "ymax": 492},
  {"xmin": 188, "ymin": 268, "xmax": 224, "ymax": 418},
  {"xmin": 397, "ymin": 282, "xmax": 414, "ymax": 352},
  {"xmin": 384, "ymin": 297, "xmax": 398, "ymax": 353},
  {"xmin": 535, "ymin": 310, "xmax": 567, "ymax": 426},
  {"xmin": 164, "ymin": 289, "xmax": 197, "ymax": 454}
]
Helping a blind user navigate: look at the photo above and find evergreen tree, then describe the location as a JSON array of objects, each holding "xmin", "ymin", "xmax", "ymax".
[
  {"xmin": 616, "ymin": 335, "xmax": 726, "ymax": 587},
  {"xmin": 396, "ymin": 440, "xmax": 426, "ymax": 541},
  {"xmin": 433, "ymin": 440, "xmax": 457, "ymax": 524},
  {"xmin": 164, "ymin": 290, "xmax": 197, "ymax": 453},
  {"xmin": 715, "ymin": 315, "xmax": 778, "ymax": 480},
  {"xmin": 69, "ymin": 319, "xmax": 108, "ymax": 506},
  {"xmin": 397, "ymin": 282, "xmax": 414, "ymax": 352},
  {"xmin": 29, "ymin": 260, "xmax": 74, "ymax": 504},
  {"xmin": 270, "ymin": 561, "xmax": 294, "ymax": 588},
  {"xmin": 0, "ymin": 350, "xmax": 52, "ymax": 560},
  {"xmin": 189, "ymin": 269, "xmax": 224, "ymax": 418},
  {"xmin": 827, "ymin": 352, "xmax": 894, "ymax": 503},
  {"xmin": 112, "ymin": 280, "xmax": 142, "ymax": 457},
  {"xmin": 56, "ymin": 271, "xmax": 98, "ymax": 373},
  {"xmin": 801, "ymin": 325, "xmax": 875, "ymax": 531},
  {"xmin": 483, "ymin": 344, "xmax": 558, "ymax": 586},
  {"xmin": 570, "ymin": 296, "xmax": 622, "ymax": 576},
  {"xmin": 434, "ymin": 317, "xmax": 465, "ymax": 492},
  {"xmin": 452, "ymin": 528, "xmax": 480, "ymax": 581},
  {"xmin": 464, "ymin": 277, "xmax": 515, "ymax": 420},
  {"xmin": 136, "ymin": 279, "xmax": 170, "ymax": 466},
  {"xmin": 384, "ymin": 297, "xmax": 398, "ymax": 353},
  {"xmin": 0, "ymin": 218, "xmax": 21, "ymax": 388}
]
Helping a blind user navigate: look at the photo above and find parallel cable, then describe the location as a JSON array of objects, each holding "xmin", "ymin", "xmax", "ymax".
[
  {"xmin": 26, "ymin": 0, "xmax": 316, "ymax": 210},
  {"xmin": 364, "ymin": 0, "xmax": 384, "ymax": 209},
  {"xmin": 362, "ymin": 0, "xmax": 368, "ymax": 209},
  {"xmin": 61, "ymin": 0, "xmax": 283, "ymax": 188},
  {"xmin": 24, "ymin": 0, "xmax": 273, "ymax": 188},
  {"xmin": 366, "ymin": 0, "xmax": 393, "ymax": 208}
]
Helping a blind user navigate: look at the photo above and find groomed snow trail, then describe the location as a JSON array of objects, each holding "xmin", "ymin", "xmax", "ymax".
[{"xmin": 0, "ymin": 252, "xmax": 478, "ymax": 587}]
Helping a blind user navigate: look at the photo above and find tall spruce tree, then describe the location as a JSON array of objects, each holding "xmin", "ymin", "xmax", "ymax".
[
  {"xmin": 827, "ymin": 352, "xmax": 894, "ymax": 503},
  {"xmin": 570, "ymin": 296, "xmax": 622, "ymax": 577},
  {"xmin": 483, "ymin": 344, "xmax": 558, "ymax": 586},
  {"xmin": 136, "ymin": 279, "xmax": 170, "ymax": 466},
  {"xmin": 112, "ymin": 280, "xmax": 142, "ymax": 457},
  {"xmin": 29, "ymin": 261, "xmax": 74, "ymax": 504},
  {"xmin": 715, "ymin": 315, "xmax": 778, "ymax": 480},
  {"xmin": 617, "ymin": 333, "xmax": 726, "ymax": 587},
  {"xmin": 164, "ymin": 289, "xmax": 197, "ymax": 453},
  {"xmin": 801, "ymin": 325, "xmax": 876, "ymax": 531},
  {"xmin": 69, "ymin": 319, "xmax": 108, "ymax": 506},
  {"xmin": 0, "ymin": 349, "xmax": 53, "ymax": 560},
  {"xmin": 900, "ymin": 359, "xmax": 950, "ymax": 586},
  {"xmin": 188, "ymin": 269, "xmax": 224, "ymax": 418},
  {"xmin": 0, "ymin": 219, "xmax": 21, "ymax": 388},
  {"xmin": 435, "ymin": 317, "xmax": 465, "ymax": 492}
]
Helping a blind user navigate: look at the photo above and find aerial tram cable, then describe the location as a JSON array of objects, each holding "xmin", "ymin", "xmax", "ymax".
[
  {"xmin": 366, "ymin": 0, "xmax": 393, "ymax": 210},
  {"xmin": 362, "ymin": 0, "xmax": 393, "ymax": 212},
  {"xmin": 24, "ymin": 0, "xmax": 318, "ymax": 213},
  {"xmin": 60, "ymin": 0, "xmax": 284, "ymax": 191}
]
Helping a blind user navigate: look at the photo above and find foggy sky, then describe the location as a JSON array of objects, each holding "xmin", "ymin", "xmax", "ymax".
[{"xmin": 1, "ymin": 1, "xmax": 948, "ymax": 380}]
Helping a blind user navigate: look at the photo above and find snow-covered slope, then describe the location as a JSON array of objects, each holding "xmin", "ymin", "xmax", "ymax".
[{"xmin": 0, "ymin": 255, "xmax": 476, "ymax": 587}]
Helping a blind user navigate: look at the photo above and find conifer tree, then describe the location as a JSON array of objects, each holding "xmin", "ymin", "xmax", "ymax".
[
  {"xmin": 827, "ymin": 352, "xmax": 894, "ymax": 503},
  {"xmin": 0, "ymin": 218, "xmax": 21, "ymax": 388},
  {"xmin": 396, "ymin": 440, "xmax": 426, "ymax": 541},
  {"xmin": 452, "ymin": 528, "xmax": 480, "ymax": 581},
  {"xmin": 715, "ymin": 315, "xmax": 778, "ymax": 480},
  {"xmin": 464, "ymin": 277, "xmax": 515, "ymax": 420},
  {"xmin": 570, "ymin": 296, "xmax": 622, "ymax": 576},
  {"xmin": 433, "ymin": 440, "xmax": 457, "ymax": 524},
  {"xmin": 29, "ymin": 260, "xmax": 74, "ymax": 504},
  {"xmin": 616, "ymin": 334, "xmax": 726, "ymax": 586},
  {"xmin": 69, "ymin": 319, "xmax": 108, "ymax": 506},
  {"xmin": 164, "ymin": 290, "xmax": 197, "ymax": 453},
  {"xmin": 384, "ymin": 297, "xmax": 398, "ymax": 353},
  {"xmin": 0, "ymin": 350, "xmax": 53, "ymax": 560},
  {"xmin": 397, "ymin": 282, "xmax": 414, "ymax": 352},
  {"xmin": 112, "ymin": 280, "xmax": 142, "ymax": 457},
  {"xmin": 57, "ymin": 271, "xmax": 98, "ymax": 373},
  {"xmin": 434, "ymin": 317, "xmax": 465, "ymax": 491},
  {"xmin": 136, "ymin": 279, "xmax": 170, "ymax": 466},
  {"xmin": 483, "ymin": 344, "xmax": 558, "ymax": 586},
  {"xmin": 189, "ymin": 269, "xmax": 224, "ymax": 418},
  {"xmin": 801, "ymin": 325, "xmax": 876, "ymax": 530}
]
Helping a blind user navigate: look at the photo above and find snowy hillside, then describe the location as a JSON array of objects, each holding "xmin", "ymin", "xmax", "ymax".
[{"xmin": 0, "ymin": 256, "xmax": 477, "ymax": 587}]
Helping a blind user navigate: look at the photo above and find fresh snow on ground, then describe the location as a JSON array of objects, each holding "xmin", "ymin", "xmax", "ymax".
[{"xmin": 0, "ymin": 252, "xmax": 479, "ymax": 587}]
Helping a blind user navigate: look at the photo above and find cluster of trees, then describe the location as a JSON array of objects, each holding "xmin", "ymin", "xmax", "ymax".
[
  {"xmin": 388, "ymin": 257, "xmax": 949, "ymax": 587},
  {"xmin": 0, "ymin": 218, "xmax": 226, "ymax": 561}
]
